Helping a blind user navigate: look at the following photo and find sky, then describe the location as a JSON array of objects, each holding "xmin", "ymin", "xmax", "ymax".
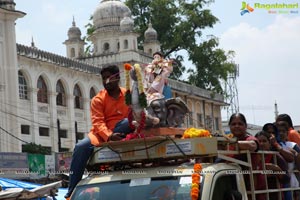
[{"xmin": 13, "ymin": 0, "xmax": 300, "ymax": 126}]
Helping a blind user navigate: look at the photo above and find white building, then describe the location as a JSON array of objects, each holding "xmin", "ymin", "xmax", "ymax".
[{"xmin": 0, "ymin": 0, "xmax": 227, "ymax": 153}]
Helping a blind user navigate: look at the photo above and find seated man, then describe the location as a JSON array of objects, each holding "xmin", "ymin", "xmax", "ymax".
[{"xmin": 64, "ymin": 65, "xmax": 134, "ymax": 199}]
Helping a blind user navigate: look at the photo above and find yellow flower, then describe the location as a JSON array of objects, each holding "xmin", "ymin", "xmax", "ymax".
[
  {"xmin": 182, "ymin": 128, "xmax": 211, "ymax": 138},
  {"xmin": 134, "ymin": 64, "xmax": 144, "ymax": 94}
]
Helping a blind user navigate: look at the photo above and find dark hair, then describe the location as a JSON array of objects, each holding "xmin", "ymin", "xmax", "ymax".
[
  {"xmin": 100, "ymin": 65, "xmax": 120, "ymax": 76},
  {"xmin": 276, "ymin": 114, "xmax": 294, "ymax": 129},
  {"xmin": 255, "ymin": 130, "xmax": 271, "ymax": 141},
  {"xmin": 263, "ymin": 122, "xmax": 282, "ymax": 143},
  {"xmin": 228, "ymin": 113, "xmax": 247, "ymax": 126},
  {"xmin": 153, "ymin": 51, "xmax": 164, "ymax": 57}
]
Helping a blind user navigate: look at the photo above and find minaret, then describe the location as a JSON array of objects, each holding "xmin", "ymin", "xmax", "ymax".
[
  {"xmin": 143, "ymin": 22, "xmax": 161, "ymax": 56},
  {"xmin": 274, "ymin": 101, "xmax": 279, "ymax": 120},
  {"xmin": 0, "ymin": 0, "xmax": 15, "ymax": 10},
  {"xmin": 0, "ymin": 0, "xmax": 25, "ymax": 152},
  {"xmin": 119, "ymin": 12, "xmax": 139, "ymax": 52},
  {"xmin": 31, "ymin": 36, "xmax": 36, "ymax": 48},
  {"xmin": 63, "ymin": 17, "xmax": 85, "ymax": 59}
]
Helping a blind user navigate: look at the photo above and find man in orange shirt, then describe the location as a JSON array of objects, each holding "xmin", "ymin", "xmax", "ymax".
[{"xmin": 65, "ymin": 65, "xmax": 134, "ymax": 199}]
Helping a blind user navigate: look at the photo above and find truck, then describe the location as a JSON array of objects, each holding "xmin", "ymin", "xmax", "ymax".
[{"xmin": 69, "ymin": 129, "xmax": 300, "ymax": 200}]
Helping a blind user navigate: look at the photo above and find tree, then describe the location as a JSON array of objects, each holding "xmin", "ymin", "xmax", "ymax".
[
  {"xmin": 22, "ymin": 142, "xmax": 51, "ymax": 155},
  {"xmin": 125, "ymin": 0, "xmax": 236, "ymax": 93}
]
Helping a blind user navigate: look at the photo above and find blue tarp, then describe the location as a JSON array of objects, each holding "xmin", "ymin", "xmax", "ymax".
[
  {"xmin": 0, "ymin": 178, "xmax": 41, "ymax": 190},
  {"xmin": 0, "ymin": 178, "xmax": 67, "ymax": 200},
  {"xmin": 56, "ymin": 188, "xmax": 67, "ymax": 200}
]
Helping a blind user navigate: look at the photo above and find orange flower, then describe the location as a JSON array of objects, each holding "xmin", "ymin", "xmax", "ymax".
[
  {"xmin": 124, "ymin": 63, "xmax": 132, "ymax": 71},
  {"xmin": 191, "ymin": 163, "xmax": 202, "ymax": 200},
  {"xmin": 194, "ymin": 163, "xmax": 202, "ymax": 172},
  {"xmin": 191, "ymin": 187, "xmax": 199, "ymax": 200},
  {"xmin": 192, "ymin": 174, "xmax": 200, "ymax": 183}
]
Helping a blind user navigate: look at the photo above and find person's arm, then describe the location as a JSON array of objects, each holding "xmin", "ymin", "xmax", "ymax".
[
  {"xmin": 267, "ymin": 154, "xmax": 290, "ymax": 184},
  {"xmin": 270, "ymin": 135, "xmax": 294, "ymax": 162},
  {"xmin": 292, "ymin": 144, "xmax": 300, "ymax": 170},
  {"xmin": 277, "ymin": 147, "xmax": 295, "ymax": 162},
  {"xmin": 293, "ymin": 143, "xmax": 300, "ymax": 153},
  {"xmin": 90, "ymin": 97, "xmax": 113, "ymax": 142},
  {"xmin": 265, "ymin": 163, "xmax": 290, "ymax": 184},
  {"xmin": 238, "ymin": 140, "xmax": 258, "ymax": 152}
]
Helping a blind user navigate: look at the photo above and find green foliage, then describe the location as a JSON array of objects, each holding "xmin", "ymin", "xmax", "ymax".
[
  {"xmin": 83, "ymin": 15, "xmax": 95, "ymax": 56},
  {"xmin": 187, "ymin": 36, "xmax": 236, "ymax": 93},
  {"xmin": 22, "ymin": 142, "xmax": 51, "ymax": 155},
  {"xmin": 125, "ymin": 0, "xmax": 236, "ymax": 94}
]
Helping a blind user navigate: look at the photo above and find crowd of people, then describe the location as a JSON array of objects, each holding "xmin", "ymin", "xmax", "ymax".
[{"xmin": 228, "ymin": 113, "xmax": 300, "ymax": 200}]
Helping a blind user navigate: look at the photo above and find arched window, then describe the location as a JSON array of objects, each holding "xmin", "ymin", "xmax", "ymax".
[
  {"xmin": 90, "ymin": 87, "xmax": 96, "ymax": 99},
  {"xmin": 37, "ymin": 76, "xmax": 48, "ymax": 103},
  {"xmin": 124, "ymin": 39, "xmax": 128, "ymax": 49},
  {"xmin": 104, "ymin": 43, "xmax": 110, "ymax": 52},
  {"xmin": 18, "ymin": 71, "xmax": 28, "ymax": 100},
  {"xmin": 71, "ymin": 48, "xmax": 75, "ymax": 58},
  {"xmin": 73, "ymin": 84, "xmax": 83, "ymax": 109},
  {"xmin": 56, "ymin": 80, "xmax": 66, "ymax": 106},
  {"xmin": 148, "ymin": 49, "xmax": 153, "ymax": 55}
]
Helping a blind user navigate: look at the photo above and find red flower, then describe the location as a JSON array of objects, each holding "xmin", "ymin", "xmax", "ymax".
[{"xmin": 124, "ymin": 63, "xmax": 132, "ymax": 71}]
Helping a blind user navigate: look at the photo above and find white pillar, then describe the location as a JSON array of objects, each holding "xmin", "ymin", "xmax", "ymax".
[{"xmin": 0, "ymin": 8, "xmax": 25, "ymax": 152}]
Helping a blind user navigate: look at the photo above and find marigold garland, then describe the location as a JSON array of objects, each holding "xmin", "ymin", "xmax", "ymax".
[
  {"xmin": 182, "ymin": 128, "xmax": 211, "ymax": 139},
  {"xmin": 123, "ymin": 63, "xmax": 147, "ymax": 108},
  {"xmin": 134, "ymin": 64, "xmax": 144, "ymax": 94},
  {"xmin": 123, "ymin": 63, "xmax": 147, "ymax": 135},
  {"xmin": 191, "ymin": 163, "xmax": 202, "ymax": 200}
]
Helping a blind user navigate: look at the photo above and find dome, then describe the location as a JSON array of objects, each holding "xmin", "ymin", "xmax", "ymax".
[
  {"xmin": 67, "ymin": 20, "xmax": 81, "ymax": 40},
  {"xmin": 0, "ymin": 0, "xmax": 15, "ymax": 10},
  {"xmin": 93, "ymin": 0, "xmax": 131, "ymax": 31},
  {"xmin": 120, "ymin": 12, "xmax": 134, "ymax": 32},
  {"xmin": 144, "ymin": 23, "xmax": 157, "ymax": 42}
]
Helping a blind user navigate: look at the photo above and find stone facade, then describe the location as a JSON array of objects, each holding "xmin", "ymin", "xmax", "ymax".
[{"xmin": 0, "ymin": 0, "xmax": 226, "ymax": 153}]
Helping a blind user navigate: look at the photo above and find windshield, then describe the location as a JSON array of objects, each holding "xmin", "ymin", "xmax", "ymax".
[{"xmin": 71, "ymin": 176, "xmax": 204, "ymax": 200}]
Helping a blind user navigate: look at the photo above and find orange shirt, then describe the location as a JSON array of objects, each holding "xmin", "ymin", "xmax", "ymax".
[
  {"xmin": 288, "ymin": 128, "xmax": 300, "ymax": 145},
  {"xmin": 88, "ymin": 88, "xmax": 129, "ymax": 146}
]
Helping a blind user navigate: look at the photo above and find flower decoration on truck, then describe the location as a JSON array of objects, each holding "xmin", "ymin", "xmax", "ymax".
[
  {"xmin": 182, "ymin": 128, "xmax": 211, "ymax": 139},
  {"xmin": 191, "ymin": 163, "xmax": 202, "ymax": 200},
  {"xmin": 124, "ymin": 63, "xmax": 147, "ymax": 134}
]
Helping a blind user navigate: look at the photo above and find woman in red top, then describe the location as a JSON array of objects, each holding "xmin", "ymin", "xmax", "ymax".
[
  {"xmin": 228, "ymin": 113, "xmax": 260, "ymax": 199},
  {"xmin": 228, "ymin": 113, "xmax": 259, "ymax": 152}
]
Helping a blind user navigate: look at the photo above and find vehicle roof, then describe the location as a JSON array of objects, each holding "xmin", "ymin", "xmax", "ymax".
[{"xmin": 77, "ymin": 162, "xmax": 241, "ymax": 186}]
